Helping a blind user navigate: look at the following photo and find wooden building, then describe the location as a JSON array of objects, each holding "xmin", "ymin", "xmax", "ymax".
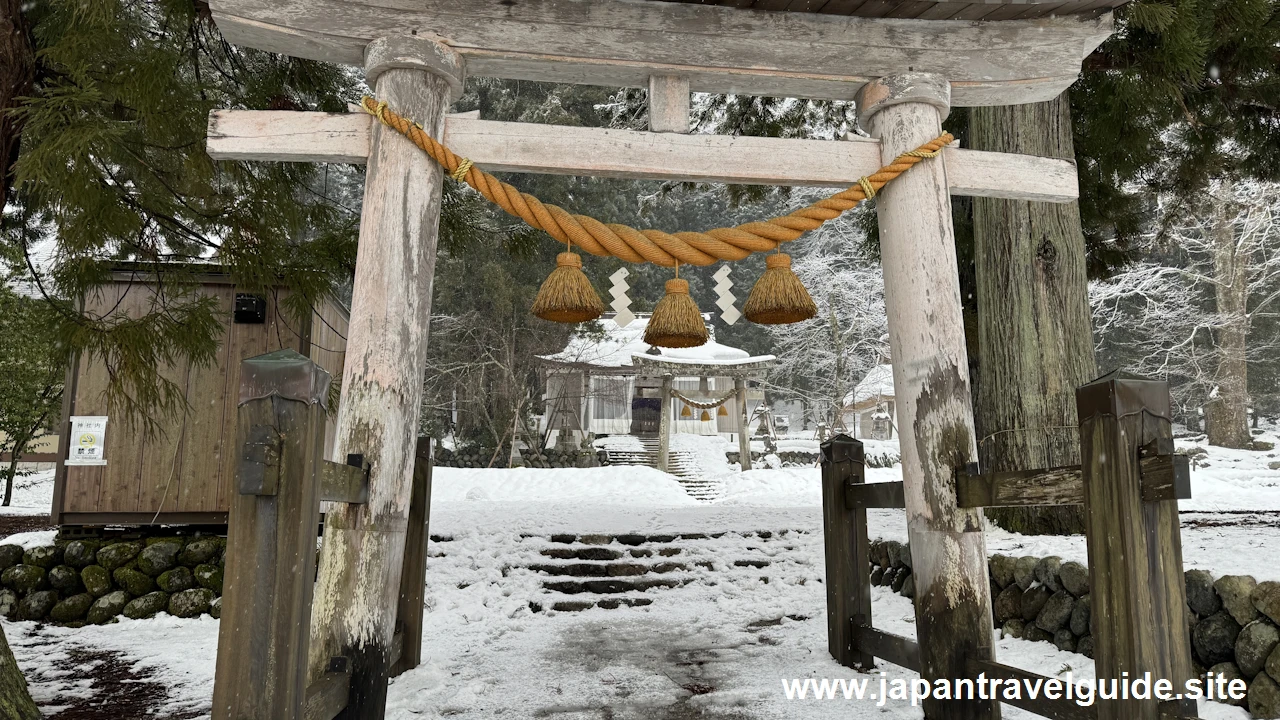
[
  {"xmin": 50, "ymin": 269, "xmax": 349, "ymax": 527},
  {"xmin": 843, "ymin": 364, "xmax": 898, "ymax": 440},
  {"xmin": 537, "ymin": 314, "xmax": 772, "ymax": 443}
]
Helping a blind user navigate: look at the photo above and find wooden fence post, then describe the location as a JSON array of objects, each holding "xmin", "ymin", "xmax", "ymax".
[
  {"xmin": 735, "ymin": 377, "xmax": 752, "ymax": 471},
  {"xmin": 213, "ymin": 350, "xmax": 330, "ymax": 720},
  {"xmin": 820, "ymin": 434, "xmax": 873, "ymax": 669},
  {"xmin": 856, "ymin": 73, "xmax": 996, "ymax": 720},
  {"xmin": 307, "ymin": 35, "xmax": 462, "ymax": 720},
  {"xmin": 1077, "ymin": 376, "xmax": 1194, "ymax": 720},
  {"xmin": 391, "ymin": 437, "xmax": 433, "ymax": 677},
  {"xmin": 658, "ymin": 374, "xmax": 673, "ymax": 472}
]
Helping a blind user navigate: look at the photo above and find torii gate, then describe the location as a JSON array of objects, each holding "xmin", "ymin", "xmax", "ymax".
[{"xmin": 203, "ymin": 1, "xmax": 1119, "ymax": 718}]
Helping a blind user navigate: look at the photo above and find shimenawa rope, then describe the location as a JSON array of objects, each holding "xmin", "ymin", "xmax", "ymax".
[{"xmin": 359, "ymin": 96, "xmax": 949, "ymax": 267}]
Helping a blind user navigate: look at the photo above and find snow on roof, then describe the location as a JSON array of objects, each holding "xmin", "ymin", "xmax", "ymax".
[
  {"xmin": 539, "ymin": 314, "xmax": 770, "ymax": 368},
  {"xmin": 845, "ymin": 363, "xmax": 895, "ymax": 407}
]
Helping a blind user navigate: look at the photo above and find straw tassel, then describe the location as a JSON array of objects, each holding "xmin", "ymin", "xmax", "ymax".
[
  {"xmin": 700, "ymin": 409, "xmax": 711, "ymax": 422},
  {"xmin": 531, "ymin": 251, "xmax": 605, "ymax": 323},
  {"xmin": 681, "ymin": 405, "xmax": 692, "ymax": 418},
  {"xmin": 644, "ymin": 277, "xmax": 709, "ymax": 348},
  {"xmin": 717, "ymin": 405, "xmax": 728, "ymax": 417},
  {"xmin": 742, "ymin": 253, "xmax": 817, "ymax": 325}
]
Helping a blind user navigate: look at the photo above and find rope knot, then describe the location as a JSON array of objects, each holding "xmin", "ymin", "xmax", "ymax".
[
  {"xmin": 857, "ymin": 176, "xmax": 877, "ymax": 200},
  {"xmin": 451, "ymin": 158, "xmax": 474, "ymax": 183},
  {"xmin": 903, "ymin": 146, "xmax": 943, "ymax": 159},
  {"xmin": 360, "ymin": 96, "xmax": 393, "ymax": 127}
]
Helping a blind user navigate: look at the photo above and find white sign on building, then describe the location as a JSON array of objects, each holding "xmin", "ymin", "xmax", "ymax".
[{"xmin": 65, "ymin": 415, "xmax": 108, "ymax": 466}]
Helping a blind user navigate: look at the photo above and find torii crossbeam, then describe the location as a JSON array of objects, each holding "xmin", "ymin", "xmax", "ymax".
[{"xmin": 205, "ymin": 1, "xmax": 1116, "ymax": 719}]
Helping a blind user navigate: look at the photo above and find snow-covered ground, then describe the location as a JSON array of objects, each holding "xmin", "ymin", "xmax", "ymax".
[
  {"xmin": 3, "ymin": 429, "xmax": 1278, "ymax": 719},
  {"xmin": 2, "ymin": 468, "xmax": 56, "ymax": 516}
]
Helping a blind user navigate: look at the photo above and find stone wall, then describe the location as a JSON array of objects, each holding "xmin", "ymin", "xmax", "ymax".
[
  {"xmin": 435, "ymin": 446, "xmax": 606, "ymax": 469},
  {"xmin": 868, "ymin": 539, "xmax": 1280, "ymax": 718},
  {"xmin": 0, "ymin": 534, "xmax": 225, "ymax": 625},
  {"xmin": 727, "ymin": 447, "xmax": 900, "ymax": 469}
]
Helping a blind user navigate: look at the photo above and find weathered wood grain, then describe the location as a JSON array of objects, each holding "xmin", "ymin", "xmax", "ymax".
[
  {"xmin": 855, "ymin": 625, "xmax": 922, "ymax": 672},
  {"xmin": 734, "ymin": 378, "xmax": 752, "ymax": 471},
  {"xmin": 1138, "ymin": 438, "xmax": 1192, "ymax": 502},
  {"xmin": 319, "ymin": 458, "xmax": 368, "ymax": 504},
  {"xmin": 858, "ymin": 73, "xmax": 995, "ymax": 720},
  {"xmin": 212, "ymin": 352, "xmax": 330, "ymax": 720},
  {"xmin": 646, "ymin": 0, "xmax": 1127, "ymax": 20},
  {"xmin": 648, "ymin": 75, "xmax": 689, "ymax": 133},
  {"xmin": 137, "ymin": 352, "xmax": 191, "ymax": 516},
  {"xmin": 307, "ymin": 37, "xmax": 459, "ymax": 720},
  {"xmin": 303, "ymin": 670, "xmax": 351, "ymax": 720},
  {"xmin": 1076, "ymin": 377, "xmax": 1194, "ymax": 720},
  {"xmin": 390, "ymin": 437, "xmax": 432, "ymax": 677},
  {"xmin": 207, "ymin": 0, "xmax": 1113, "ymax": 106},
  {"xmin": 845, "ymin": 480, "xmax": 906, "ymax": 509},
  {"xmin": 821, "ymin": 435, "xmax": 873, "ymax": 668},
  {"xmin": 207, "ymin": 111, "xmax": 1079, "ymax": 203},
  {"xmin": 179, "ymin": 286, "xmax": 235, "ymax": 513},
  {"xmin": 657, "ymin": 375, "xmax": 673, "ymax": 473},
  {"xmin": 955, "ymin": 463, "xmax": 1084, "ymax": 507}
]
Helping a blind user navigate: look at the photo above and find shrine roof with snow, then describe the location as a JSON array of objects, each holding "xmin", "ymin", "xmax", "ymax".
[
  {"xmin": 845, "ymin": 363, "xmax": 897, "ymax": 408},
  {"xmin": 538, "ymin": 315, "xmax": 775, "ymax": 375}
]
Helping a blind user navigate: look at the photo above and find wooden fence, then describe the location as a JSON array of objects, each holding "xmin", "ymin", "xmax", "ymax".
[
  {"xmin": 211, "ymin": 350, "xmax": 433, "ymax": 720},
  {"xmin": 821, "ymin": 375, "xmax": 1195, "ymax": 720}
]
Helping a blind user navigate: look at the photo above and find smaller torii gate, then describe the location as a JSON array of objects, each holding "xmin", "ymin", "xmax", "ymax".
[{"xmin": 203, "ymin": 1, "xmax": 1119, "ymax": 718}]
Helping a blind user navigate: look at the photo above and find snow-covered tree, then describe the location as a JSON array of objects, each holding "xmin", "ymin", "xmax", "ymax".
[
  {"xmin": 0, "ymin": 286, "xmax": 63, "ymax": 507},
  {"xmin": 761, "ymin": 218, "xmax": 887, "ymax": 429},
  {"xmin": 1091, "ymin": 180, "xmax": 1280, "ymax": 446}
]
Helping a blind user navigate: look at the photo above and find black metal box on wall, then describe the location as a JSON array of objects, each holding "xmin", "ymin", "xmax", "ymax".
[{"xmin": 234, "ymin": 294, "xmax": 266, "ymax": 324}]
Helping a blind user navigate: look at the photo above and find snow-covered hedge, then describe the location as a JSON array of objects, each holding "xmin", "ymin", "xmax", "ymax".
[
  {"xmin": 727, "ymin": 444, "xmax": 900, "ymax": 469},
  {"xmin": 435, "ymin": 445, "xmax": 605, "ymax": 469},
  {"xmin": 0, "ymin": 534, "xmax": 225, "ymax": 625}
]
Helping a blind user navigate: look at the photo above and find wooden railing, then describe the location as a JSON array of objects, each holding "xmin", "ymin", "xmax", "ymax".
[
  {"xmin": 211, "ymin": 350, "xmax": 433, "ymax": 720},
  {"xmin": 820, "ymin": 375, "xmax": 1198, "ymax": 720}
]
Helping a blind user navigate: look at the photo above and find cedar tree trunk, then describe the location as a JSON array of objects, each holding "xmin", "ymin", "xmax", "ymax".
[
  {"xmin": 971, "ymin": 91, "xmax": 1096, "ymax": 535},
  {"xmin": 0, "ymin": 2, "xmax": 39, "ymax": 717}
]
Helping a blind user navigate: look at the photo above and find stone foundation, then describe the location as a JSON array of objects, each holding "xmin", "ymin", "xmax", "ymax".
[
  {"xmin": 0, "ymin": 532, "xmax": 225, "ymax": 626},
  {"xmin": 867, "ymin": 539, "xmax": 1280, "ymax": 718}
]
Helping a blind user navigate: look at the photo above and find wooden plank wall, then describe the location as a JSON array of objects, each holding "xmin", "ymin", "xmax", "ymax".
[
  {"xmin": 308, "ymin": 298, "xmax": 349, "ymax": 462},
  {"xmin": 58, "ymin": 277, "xmax": 349, "ymax": 521}
]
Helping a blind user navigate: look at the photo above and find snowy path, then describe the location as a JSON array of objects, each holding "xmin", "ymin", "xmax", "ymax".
[
  {"xmin": 3, "ymin": 430, "xmax": 1279, "ymax": 718},
  {"xmin": 1, "ymin": 495, "xmax": 1260, "ymax": 719}
]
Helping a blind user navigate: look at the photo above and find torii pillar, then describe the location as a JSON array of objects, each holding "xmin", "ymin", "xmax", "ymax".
[
  {"xmin": 306, "ymin": 36, "xmax": 462, "ymax": 716},
  {"xmin": 857, "ymin": 74, "xmax": 997, "ymax": 720}
]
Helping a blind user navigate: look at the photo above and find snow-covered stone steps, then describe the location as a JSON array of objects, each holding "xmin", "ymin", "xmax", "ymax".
[
  {"xmin": 531, "ymin": 592, "xmax": 657, "ymax": 613},
  {"xmin": 524, "ymin": 561, "xmax": 688, "ymax": 577},
  {"xmin": 477, "ymin": 529, "xmax": 816, "ymax": 612},
  {"xmin": 599, "ymin": 438, "xmax": 724, "ymax": 501}
]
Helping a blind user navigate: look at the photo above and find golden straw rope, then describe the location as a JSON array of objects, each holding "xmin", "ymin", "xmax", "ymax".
[{"xmin": 362, "ymin": 96, "xmax": 949, "ymax": 267}]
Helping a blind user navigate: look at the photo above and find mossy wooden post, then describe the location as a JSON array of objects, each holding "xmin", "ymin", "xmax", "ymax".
[
  {"xmin": 735, "ymin": 377, "xmax": 752, "ymax": 471},
  {"xmin": 856, "ymin": 74, "xmax": 996, "ymax": 720},
  {"xmin": 307, "ymin": 36, "xmax": 462, "ymax": 720},
  {"xmin": 391, "ymin": 437, "xmax": 433, "ymax": 677},
  {"xmin": 212, "ymin": 350, "xmax": 330, "ymax": 720},
  {"xmin": 820, "ymin": 434, "xmax": 872, "ymax": 669},
  {"xmin": 1077, "ymin": 376, "xmax": 1194, "ymax": 720},
  {"xmin": 658, "ymin": 373, "xmax": 673, "ymax": 472}
]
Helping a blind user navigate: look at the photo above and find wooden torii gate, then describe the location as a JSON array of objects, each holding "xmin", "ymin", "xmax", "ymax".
[{"xmin": 203, "ymin": 1, "xmax": 1121, "ymax": 718}]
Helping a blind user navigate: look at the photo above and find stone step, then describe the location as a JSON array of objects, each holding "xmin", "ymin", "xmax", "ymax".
[
  {"xmin": 531, "ymin": 594, "xmax": 656, "ymax": 613},
  {"xmin": 542, "ymin": 576, "xmax": 690, "ymax": 595},
  {"xmin": 524, "ymin": 561, "xmax": 688, "ymax": 577}
]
